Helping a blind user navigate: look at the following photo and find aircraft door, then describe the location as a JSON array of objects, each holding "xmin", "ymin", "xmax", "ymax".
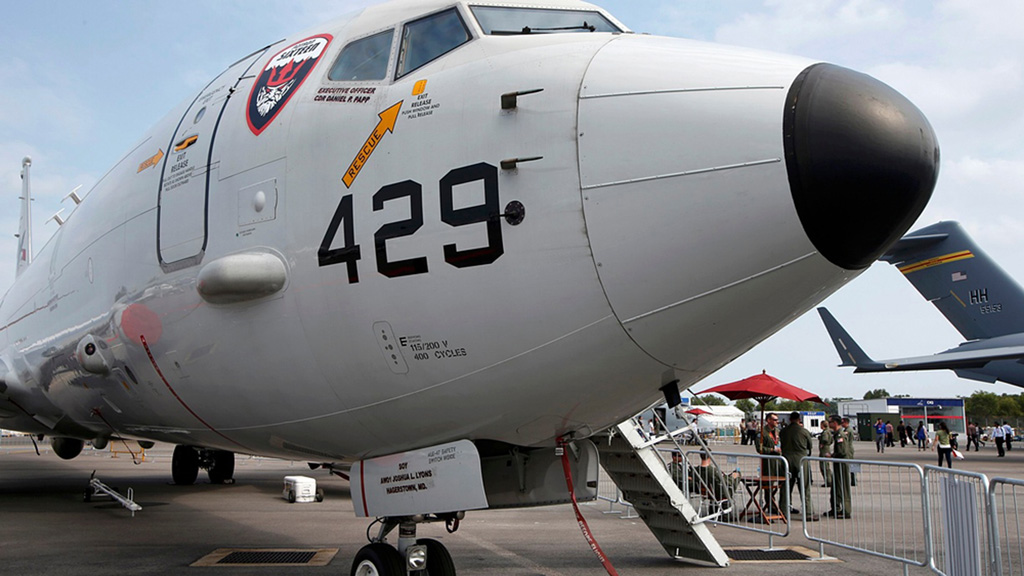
[{"xmin": 157, "ymin": 50, "xmax": 267, "ymax": 272}]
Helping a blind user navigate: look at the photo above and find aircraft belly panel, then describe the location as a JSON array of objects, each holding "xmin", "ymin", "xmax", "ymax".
[{"xmin": 216, "ymin": 314, "xmax": 668, "ymax": 458}]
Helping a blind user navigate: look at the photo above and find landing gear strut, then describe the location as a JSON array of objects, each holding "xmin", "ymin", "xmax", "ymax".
[
  {"xmin": 351, "ymin": 513, "xmax": 461, "ymax": 576},
  {"xmin": 171, "ymin": 445, "xmax": 235, "ymax": 485}
]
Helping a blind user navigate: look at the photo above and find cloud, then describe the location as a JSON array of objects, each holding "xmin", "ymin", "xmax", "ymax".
[
  {"xmin": 714, "ymin": 0, "xmax": 907, "ymax": 61},
  {"xmin": 923, "ymin": 156, "xmax": 1024, "ymax": 265},
  {"xmin": 0, "ymin": 58, "xmax": 95, "ymax": 143}
]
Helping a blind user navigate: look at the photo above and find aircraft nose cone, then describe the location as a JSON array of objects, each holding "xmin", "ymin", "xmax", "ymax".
[{"xmin": 784, "ymin": 63, "xmax": 939, "ymax": 270}]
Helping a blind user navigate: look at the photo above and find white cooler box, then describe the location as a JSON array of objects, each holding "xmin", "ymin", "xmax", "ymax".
[{"xmin": 283, "ymin": 475, "xmax": 324, "ymax": 503}]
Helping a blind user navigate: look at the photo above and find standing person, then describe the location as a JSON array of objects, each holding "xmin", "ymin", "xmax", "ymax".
[
  {"xmin": 741, "ymin": 420, "xmax": 749, "ymax": 445},
  {"xmin": 1004, "ymin": 422, "xmax": 1014, "ymax": 452},
  {"xmin": 897, "ymin": 422, "xmax": 907, "ymax": 447},
  {"xmin": 842, "ymin": 417, "xmax": 856, "ymax": 487},
  {"xmin": 818, "ymin": 420, "xmax": 833, "ymax": 487},
  {"xmin": 916, "ymin": 421, "xmax": 928, "ymax": 451},
  {"xmin": 934, "ymin": 422, "xmax": 954, "ymax": 468},
  {"xmin": 826, "ymin": 416, "xmax": 852, "ymax": 518},
  {"xmin": 967, "ymin": 422, "xmax": 979, "ymax": 452},
  {"xmin": 745, "ymin": 419, "xmax": 758, "ymax": 446},
  {"xmin": 993, "ymin": 421, "xmax": 1006, "ymax": 457},
  {"xmin": 757, "ymin": 413, "xmax": 786, "ymax": 515},
  {"xmin": 874, "ymin": 418, "xmax": 886, "ymax": 453},
  {"xmin": 885, "ymin": 421, "xmax": 895, "ymax": 447},
  {"xmin": 780, "ymin": 412, "xmax": 819, "ymax": 521}
]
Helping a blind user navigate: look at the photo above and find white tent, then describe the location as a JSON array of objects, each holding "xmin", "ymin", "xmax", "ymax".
[{"xmin": 691, "ymin": 405, "xmax": 744, "ymax": 433}]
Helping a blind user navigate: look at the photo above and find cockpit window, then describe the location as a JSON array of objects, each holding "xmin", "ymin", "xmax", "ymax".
[
  {"xmin": 470, "ymin": 6, "xmax": 621, "ymax": 35},
  {"xmin": 396, "ymin": 8, "xmax": 471, "ymax": 78},
  {"xmin": 329, "ymin": 30, "xmax": 394, "ymax": 81}
]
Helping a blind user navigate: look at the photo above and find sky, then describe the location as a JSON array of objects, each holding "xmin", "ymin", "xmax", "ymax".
[{"xmin": 2, "ymin": 1, "xmax": 1023, "ymax": 403}]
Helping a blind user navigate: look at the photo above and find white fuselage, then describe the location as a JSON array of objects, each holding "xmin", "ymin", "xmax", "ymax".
[{"xmin": 0, "ymin": 0, "xmax": 935, "ymax": 463}]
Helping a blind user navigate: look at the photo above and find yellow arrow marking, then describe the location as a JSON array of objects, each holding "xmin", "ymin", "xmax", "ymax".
[
  {"xmin": 137, "ymin": 148, "xmax": 165, "ymax": 173},
  {"xmin": 343, "ymin": 101, "xmax": 403, "ymax": 189}
]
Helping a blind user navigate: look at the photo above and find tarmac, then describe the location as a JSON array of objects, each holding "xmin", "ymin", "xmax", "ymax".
[{"xmin": 1, "ymin": 436, "xmax": 1020, "ymax": 575}]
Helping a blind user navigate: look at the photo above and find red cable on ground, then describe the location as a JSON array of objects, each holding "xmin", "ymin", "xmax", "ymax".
[{"xmin": 559, "ymin": 438, "xmax": 620, "ymax": 576}]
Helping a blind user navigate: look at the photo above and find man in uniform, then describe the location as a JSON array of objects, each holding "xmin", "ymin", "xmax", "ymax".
[
  {"xmin": 780, "ymin": 411, "xmax": 819, "ymax": 521},
  {"xmin": 689, "ymin": 451, "xmax": 740, "ymax": 520},
  {"xmin": 818, "ymin": 420, "xmax": 832, "ymax": 487},
  {"xmin": 757, "ymin": 413, "xmax": 785, "ymax": 515},
  {"xmin": 842, "ymin": 417, "xmax": 857, "ymax": 486},
  {"xmin": 668, "ymin": 451, "xmax": 687, "ymax": 487},
  {"xmin": 826, "ymin": 415, "xmax": 852, "ymax": 518}
]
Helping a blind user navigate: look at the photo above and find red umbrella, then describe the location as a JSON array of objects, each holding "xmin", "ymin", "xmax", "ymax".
[
  {"xmin": 685, "ymin": 407, "xmax": 712, "ymax": 416},
  {"xmin": 696, "ymin": 370, "xmax": 826, "ymax": 424}
]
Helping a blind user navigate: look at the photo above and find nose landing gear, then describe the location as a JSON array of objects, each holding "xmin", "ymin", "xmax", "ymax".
[
  {"xmin": 351, "ymin": 514, "xmax": 461, "ymax": 576},
  {"xmin": 170, "ymin": 445, "xmax": 235, "ymax": 485}
]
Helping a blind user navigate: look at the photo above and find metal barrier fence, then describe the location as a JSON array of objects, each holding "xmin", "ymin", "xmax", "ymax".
[
  {"xmin": 801, "ymin": 457, "xmax": 929, "ymax": 574},
  {"xmin": 990, "ymin": 478, "xmax": 1024, "ymax": 576},
  {"xmin": 595, "ymin": 467, "xmax": 637, "ymax": 518},
  {"xmin": 925, "ymin": 466, "xmax": 992, "ymax": 576},
  {"xmin": 597, "ymin": 416, "xmax": 1024, "ymax": 576},
  {"xmin": 654, "ymin": 447, "xmax": 734, "ymax": 523},
  {"xmin": 0, "ymin": 434, "xmax": 39, "ymax": 449},
  {"xmin": 687, "ymin": 450, "xmax": 790, "ymax": 542},
  {"xmin": 644, "ymin": 411, "xmax": 779, "ymax": 529}
]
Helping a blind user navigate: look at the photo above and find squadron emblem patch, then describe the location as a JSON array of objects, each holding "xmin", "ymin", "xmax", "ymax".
[{"xmin": 247, "ymin": 34, "xmax": 332, "ymax": 135}]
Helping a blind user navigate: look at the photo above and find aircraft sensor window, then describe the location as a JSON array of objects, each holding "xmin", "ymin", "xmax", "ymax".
[
  {"xmin": 470, "ymin": 6, "xmax": 621, "ymax": 35},
  {"xmin": 396, "ymin": 8, "xmax": 471, "ymax": 78},
  {"xmin": 329, "ymin": 29, "xmax": 395, "ymax": 81}
]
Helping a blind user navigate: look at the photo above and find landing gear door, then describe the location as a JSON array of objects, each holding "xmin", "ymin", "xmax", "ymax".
[
  {"xmin": 351, "ymin": 440, "xmax": 488, "ymax": 518},
  {"xmin": 157, "ymin": 49, "xmax": 267, "ymax": 272}
]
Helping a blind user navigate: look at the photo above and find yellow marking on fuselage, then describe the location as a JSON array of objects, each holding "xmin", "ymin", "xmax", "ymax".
[
  {"xmin": 343, "ymin": 101, "xmax": 403, "ymax": 189},
  {"xmin": 137, "ymin": 148, "xmax": 164, "ymax": 173},
  {"xmin": 174, "ymin": 135, "xmax": 199, "ymax": 152}
]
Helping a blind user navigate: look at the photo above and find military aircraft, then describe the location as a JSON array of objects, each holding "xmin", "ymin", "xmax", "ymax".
[
  {"xmin": 1, "ymin": 0, "xmax": 938, "ymax": 573},
  {"xmin": 820, "ymin": 221, "xmax": 1024, "ymax": 389}
]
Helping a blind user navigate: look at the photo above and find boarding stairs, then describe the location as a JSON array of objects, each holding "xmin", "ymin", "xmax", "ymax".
[{"xmin": 597, "ymin": 418, "xmax": 730, "ymax": 567}]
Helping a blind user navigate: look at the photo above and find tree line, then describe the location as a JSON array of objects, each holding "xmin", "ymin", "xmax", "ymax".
[{"xmin": 715, "ymin": 388, "xmax": 1024, "ymax": 427}]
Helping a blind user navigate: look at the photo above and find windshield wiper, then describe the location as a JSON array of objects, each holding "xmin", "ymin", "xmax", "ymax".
[{"xmin": 492, "ymin": 22, "xmax": 597, "ymax": 35}]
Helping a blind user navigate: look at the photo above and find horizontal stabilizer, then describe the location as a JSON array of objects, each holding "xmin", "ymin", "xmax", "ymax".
[
  {"xmin": 861, "ymin": 345, "xmax": 1024, "ymax": 373},
  {"xmin": 817, "ymin": 308, "xmax": 1024, "ymax": 375}
]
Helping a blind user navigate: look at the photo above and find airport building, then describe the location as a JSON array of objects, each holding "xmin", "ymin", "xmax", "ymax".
[{"xmin": 837, "ymin": 397, "xmax": 967, "ymax": 439}]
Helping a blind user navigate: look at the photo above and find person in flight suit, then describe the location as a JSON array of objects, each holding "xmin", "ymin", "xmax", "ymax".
[
  {"xmin": 818, "ymin": 420, "xmax": 832, "ymax": 487},
  {"xmin": 842, "ymin": 417, "xmax": 857, "ymax": 486},
  {"xmin": 780, "ymin": 411, "xmax": 819, "ymax": 521},
  {"xmin": 757, "ymin": 414, "xmax": 786, "ymax": 515},
  {"xmin": 826, "ymin": 415, "xmax": 852, "ymax": 518}
]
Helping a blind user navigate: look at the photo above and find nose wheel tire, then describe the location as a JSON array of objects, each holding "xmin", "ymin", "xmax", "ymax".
[
  {"xmin": 417, "ymin": 538, "xmax": 456, "ymax": 576},
  {"xmin": 351, "ymin": 543, "xmax": 404, "ymax": 576}
]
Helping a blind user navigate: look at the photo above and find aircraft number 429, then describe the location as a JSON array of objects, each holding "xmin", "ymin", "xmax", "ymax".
[{"xmin": 318, "ymin": 162, "xmax": 504, "ymax": 282}]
